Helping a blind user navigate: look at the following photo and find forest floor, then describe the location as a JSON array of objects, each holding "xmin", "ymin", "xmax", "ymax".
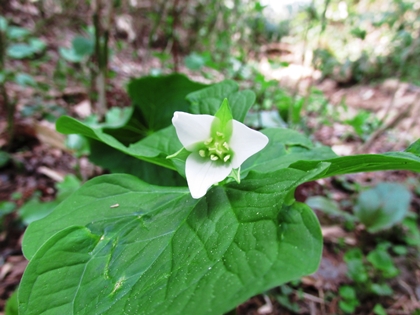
[{"xmin": 1, "ymin": 1, "xmax": 420, "ymax": 314}]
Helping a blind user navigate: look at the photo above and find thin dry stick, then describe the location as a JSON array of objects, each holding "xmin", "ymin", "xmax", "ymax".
[
  {"xmin": 357, "ymin": 93, "xmax": 419, "ymax": 153},
  {"xmin": 319, "ymin": 288, "xmax": 326, "ymax": 315},
  {"xmin": 301, "ymin": 292, "xmax": 325, "ymax": 304},
  {"xmin": 398, "ymin": 279, "xmax": 420, "ymax": 307}
]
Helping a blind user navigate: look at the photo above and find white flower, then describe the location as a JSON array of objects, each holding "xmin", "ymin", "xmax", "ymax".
[{"xmin": 172, "ymin": 111, "xmax": 269, "ymax": 199}]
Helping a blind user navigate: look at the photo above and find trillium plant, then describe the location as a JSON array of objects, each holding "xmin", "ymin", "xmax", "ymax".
[{"xmin": 17, "ymin": 75, "xmax": 420, "ymax": 315}]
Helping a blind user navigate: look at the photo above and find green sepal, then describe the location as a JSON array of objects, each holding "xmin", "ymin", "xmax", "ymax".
[
  {"xmin": 166, "ymin": 147, "xmax": 188, "ymax": 160},
  {"xmin": 211, "ymin": 98, "xmax": 233, "ymax": 140},
  {"xmin": 229, "ymin": 167, "xmax": 241, "ymax": 184},
  {"xmin": 405, "ymin": 139, "xmax": 420, "ymax": 156}
]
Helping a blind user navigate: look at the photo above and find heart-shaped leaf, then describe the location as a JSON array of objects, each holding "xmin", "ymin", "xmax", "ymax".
[{"xmin": 20, "ymin": 166, "xmax": 326, "ymax": 315}]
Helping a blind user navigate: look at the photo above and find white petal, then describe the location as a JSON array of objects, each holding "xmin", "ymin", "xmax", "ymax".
[
  {"xmin": 229, "ymin": 120, "xmax": 269, "ymax": 168},
  {"xmin": 186, "ymin": 152, "xmax": 232, "ymax": 199},
  {"xmin": 172, "ymin": 112, "xmax": 214, "ymax": 151}
]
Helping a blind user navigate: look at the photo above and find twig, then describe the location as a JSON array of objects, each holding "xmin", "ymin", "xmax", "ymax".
[
  {"xmin": 398, "ymin": 279, "xmax": 420, "ymax": 307},
  {"xmin": 300, "ymin": 291, "xmax": 325, "ymax": 304},
  {"xmin": 309, "ymin": 301, "xmax": 317, "ymax": 315},
  {"xmin": 319, "ymin": 288, "xmax": 326, "ymax": 315},
  {"xmin": 357, "ymin": 92, "xmax": 420, "ymax": 153}
]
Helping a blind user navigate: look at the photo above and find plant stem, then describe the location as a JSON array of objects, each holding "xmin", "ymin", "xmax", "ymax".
[
  {"xmin": 91, "ymin": 0, "xmax": 113, "ymax": 121},
  {"xmin": 0, "ymin": 18, "xmax": 15, "ymax": 151}
]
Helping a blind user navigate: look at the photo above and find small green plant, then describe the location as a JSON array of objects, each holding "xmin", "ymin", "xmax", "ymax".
[
  {"xmin": 0, "ymin": 16, "xmax": 43, "ymax": 149},
  {"xmin": 373, "ymin": 303, "xmax": 387, "ymax": 315},
  {"xmin": 340, "ymin": 243, "xmax": 400, "ymax": 313},
  {"xmin": 273, "ymin": 283, "xmax": 300, "ymax": 313},
  {"xmin": 354, "ymin": 182, "xmax": 412, "ymax": 233},
  {"xmin": 339, "ymin": 285, "xmax": 359, "ymax": 314},
  {"xmin": 3, "ymin": 21, "xmax": 46, "ymax": 60},
  {"xmin": 59, "ymin": 34, "xmax": 95, "ymax": 63},
  {"xmin": 344, "ymin": 110, "xmax": 382, "ymax": 141}
]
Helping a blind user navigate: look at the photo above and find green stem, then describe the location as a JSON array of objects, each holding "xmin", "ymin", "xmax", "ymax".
[{"xmin": 0, "ymin": 19, "xmax": 15, "ymax": 151}]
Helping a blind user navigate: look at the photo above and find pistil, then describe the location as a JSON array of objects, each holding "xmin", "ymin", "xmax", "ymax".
[{"xmin": 199, "ymin": 132, "xmax": 232, "ymax": 163}]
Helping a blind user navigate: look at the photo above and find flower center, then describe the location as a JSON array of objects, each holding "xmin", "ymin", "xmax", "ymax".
[{"xmin": 198, "ymin": 131, "xmax": 232, "ymax": 163}]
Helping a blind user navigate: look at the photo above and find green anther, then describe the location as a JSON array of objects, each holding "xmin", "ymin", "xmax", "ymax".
[
  {"xmin": 210, "ymin": 155, "xmax": 218, "ymax": 161},
  {"xmin": 199, "ymin": 150, "xmax": 206, "ymax": 157},
  {"xmin": 216, "ymin": 131, "xmax": 224, "ymax": 138},
  {"xmin": 224, "ymin": 155, "xmax": 230, "ymax": 162},
  {"xmin": 223, "ymin": 142, "xmax": 229, "ymax": 150}
]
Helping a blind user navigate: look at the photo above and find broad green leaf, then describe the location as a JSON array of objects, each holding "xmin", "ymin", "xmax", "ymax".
[
  {"xmin": 127, "ymin": 74, "xmax": 207, "ymax": 131},
  {"xmin": 228, "ymin": 90, "xmax": 256, "ymax": 122},
  {"xmin": 7, "ymin": 26, "xmax": 30, "ymax": 39},
  {"xmin": 186, "ymin": 80, "xmax": 238, "ymax": 105},
  {"xmin": 305, "ymin": 196, "xmax": 355, "ymax": 221},
  {"xmin": 59, "ymin": 47, "xmax": 85, "ymax": 62},
  {"xmin": 72, "ymin": 36, "xmax": 94, "ymax": 57},
  {"xmin": 20, "ymin": 168, "xmax": 324, "ymax": 315},
  {"xmin": 7, "ymin": 43, "xmax": 34, "ymax": 59},
  {"xmin": 6, "ymin": 38, "xmax": 45, "ymax": 59},
  {"xmin": 28, "ymin": 38, "xmax": 46, "ymax": 53},
  {"xmin": 105, "ymin": 107, "xmax": 133, "ymax": 127},
  {"xmin": 184, "ymin": 52, "xmax": 206, "ymax": 70},
  {"xmin": 0, "ymin": 16, "xmax": 7, "ymax": 31},
  {"xmin": 5, "ymin": 289, "xmax": 19, "ymax": 315},
  {"xmin": 242, "ymin": 128, "xmax": 337, "ymax": 175},
  {"xmin": 14, "ymin": 73, "xmax": 36, "ymax": 87},
  {"xmin": 406, "ymin": 139, "xmax": 420, "ymax": 155},
  {"xmin": 57, "ymin": 116, "xmax": 179, "ymax": 170},
  {"xmin": 354, "ymin": 183, "xmax": 411, "ymax": 232},
  {"xmin": 187, "ymin": 80, "xmax": 255, "ymax": 123},
  {"xmin": 290, "ymin": 152, "xmax": 420, "ymax": 179},
  {"xmin": 88, "ymin": 140, "xmax": 186, "ymax": 186}
]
